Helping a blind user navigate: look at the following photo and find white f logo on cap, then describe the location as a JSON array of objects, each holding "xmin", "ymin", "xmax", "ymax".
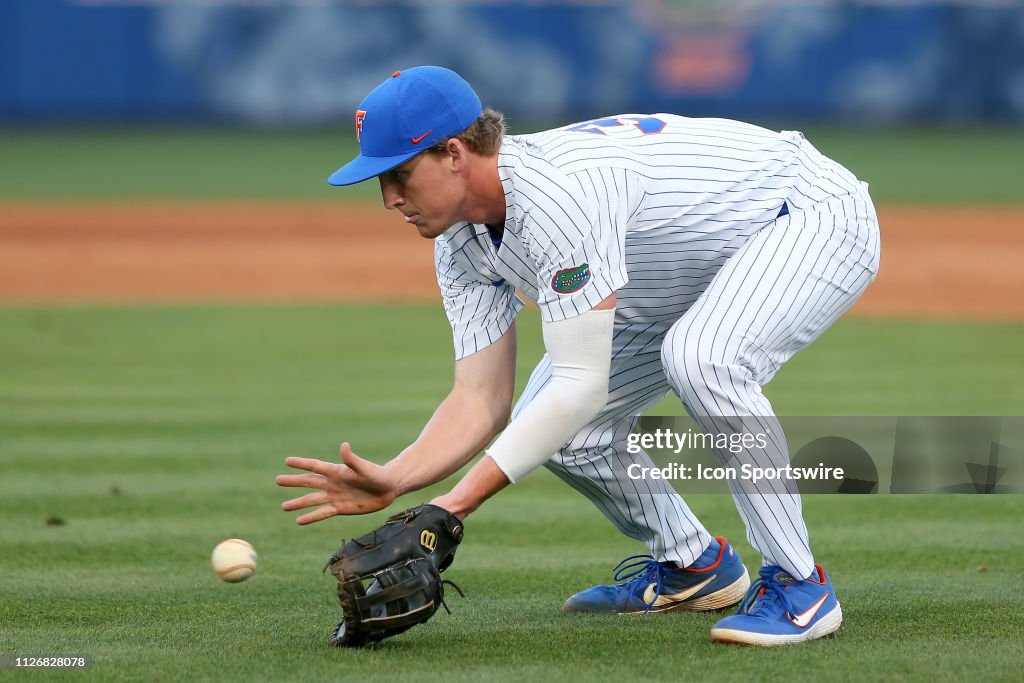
[{"xmin": 355, "ymin": 109, "xmax": 367, "ymax": 143}]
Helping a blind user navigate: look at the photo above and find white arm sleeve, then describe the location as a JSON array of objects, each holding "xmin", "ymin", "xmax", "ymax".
[{"xmin": 486, "ymin": 307, "xmax": 615, "ymax": 483}]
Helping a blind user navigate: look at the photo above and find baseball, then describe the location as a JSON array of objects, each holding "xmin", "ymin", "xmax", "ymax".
[{"xmin": 211, "ymin": 539, "xmax": 257, "ymax": 583}]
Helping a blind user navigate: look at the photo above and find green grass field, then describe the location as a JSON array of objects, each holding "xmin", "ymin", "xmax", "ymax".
[
  {"xmin": 1, "ymin": 125, "xmax": 1023, "ymax": 681},
  {"xmin": 1, "ymin": 125, "xmax": 1022, "ymax": 203},
  {"xmin": 1, "ymin": 306, "xmax": 1023, "ymax": 682}
]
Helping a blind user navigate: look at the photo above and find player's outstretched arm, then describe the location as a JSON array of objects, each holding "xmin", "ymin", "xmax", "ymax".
[
  {"xmin": 382, "ymin": 323, "xmax": 517, "ymax": 493},
  {"xmin": 276, "ymin": 325, "xmax": 517, "ymax": 525},
  {"xmin": 431, "ymin": 294, "xmax": 617, "ymax": 519}
]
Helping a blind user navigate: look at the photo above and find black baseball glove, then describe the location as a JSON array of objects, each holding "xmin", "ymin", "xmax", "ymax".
[{"xmin": 324, "ymin": 503, "xmax": 465, "ymax": 647}]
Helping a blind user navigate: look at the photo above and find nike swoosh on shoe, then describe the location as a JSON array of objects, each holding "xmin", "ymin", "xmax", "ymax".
[
  {"xmin": 643, "ymin": 574, "xmax": 717, "ymax": 607},
  {"xmin": 789, "ymin": 591, "xmax": 831, "ymax": 628}
]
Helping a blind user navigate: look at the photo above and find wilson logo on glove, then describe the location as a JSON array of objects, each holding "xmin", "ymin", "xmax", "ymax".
[{"xmin": 326, "ymin": 504, "xmax": 464, "ymax": 647}]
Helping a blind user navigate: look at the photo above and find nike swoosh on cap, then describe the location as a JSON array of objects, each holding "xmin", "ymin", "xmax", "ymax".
[
  {"xmin": 411, "ymin": 129, "xmax": 433, "ymax": 144},
  {"xmin": 642, "ymin": 574, "xmax": 716, "ymax": 607},
  {"xmin": 789, "ymin": 591, "xmax": 830, "ymax": 628}
]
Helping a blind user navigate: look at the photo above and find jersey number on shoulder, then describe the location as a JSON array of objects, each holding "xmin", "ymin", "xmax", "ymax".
[{"xmin": 565, "ymin": 116, "xmax": 666, "ymax": 136}]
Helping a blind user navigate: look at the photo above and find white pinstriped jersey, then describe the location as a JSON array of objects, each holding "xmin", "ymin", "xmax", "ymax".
[{"xmin": 435, "ymin": 114, "xmax": 863, "ymax": 360}]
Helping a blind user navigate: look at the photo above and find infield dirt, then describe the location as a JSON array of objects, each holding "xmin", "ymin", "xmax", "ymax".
[{"xmin": 1, "ymin": 202, "xmax": 1021, "ymax": 319}]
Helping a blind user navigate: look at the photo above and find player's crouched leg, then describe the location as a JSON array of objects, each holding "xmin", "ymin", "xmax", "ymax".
[
  {"xmin": 562, "ymin": 537, "xmax": 749, "ymax": 614},
  {"xmin": 711, "ymin": 565, "xmax": 842, "ymax": 646}
]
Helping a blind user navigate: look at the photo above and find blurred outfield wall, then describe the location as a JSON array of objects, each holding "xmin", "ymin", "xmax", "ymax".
[{"xmin": 2, "ymin": 0, "xmax": 1023, "ymax": 124}]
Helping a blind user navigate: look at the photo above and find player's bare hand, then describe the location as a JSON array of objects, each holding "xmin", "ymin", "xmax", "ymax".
[{"xmin": 276, "ymin": 443, "xmax": 398, "ymax": 524}]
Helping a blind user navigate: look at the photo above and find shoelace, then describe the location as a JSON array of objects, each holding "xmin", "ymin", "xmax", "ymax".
[
  {"xmin": 737, "ymin": 567, "xmax": 797, "ymax": 619},
  {"xmin": 611, "ymin": 554, "xmax": 667, "ymax": 612}
]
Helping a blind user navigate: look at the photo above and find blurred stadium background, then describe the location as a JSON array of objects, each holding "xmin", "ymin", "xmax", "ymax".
[
  {"xmin": 4, "ymin": 0, "xmax": 1024, "ymax": 124},
  {"xmin": 2, "ymin": 0, "xmax": 1023, "ymax": 309},
  {"xmin": 1, "ymin": 1, "xmax": 1022, "ymax": 681}
]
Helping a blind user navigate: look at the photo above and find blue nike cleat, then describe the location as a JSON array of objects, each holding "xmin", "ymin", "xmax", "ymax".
[
  {"xmin": 562, "ymin": 536, "xmax": 750, "ymax": 614},
  {"xmin": 710, "ymin": 564, "xmax": 842, "ymax": 646}
]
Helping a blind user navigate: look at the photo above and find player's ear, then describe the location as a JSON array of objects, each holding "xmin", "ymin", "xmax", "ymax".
[{"xmin": 447, "ymin": 138, "xmax": 467, "ymax": 172}]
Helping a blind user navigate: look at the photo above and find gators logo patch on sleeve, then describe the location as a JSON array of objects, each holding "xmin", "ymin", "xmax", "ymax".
[{"xmin": 551, "ymin": 263, "xmax": 591, "ymax": 294}]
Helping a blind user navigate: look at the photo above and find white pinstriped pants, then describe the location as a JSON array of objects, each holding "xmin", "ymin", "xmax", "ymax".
[{"xmin": 511, "ymin": 185, "xmax": 881, "ymax": 578}]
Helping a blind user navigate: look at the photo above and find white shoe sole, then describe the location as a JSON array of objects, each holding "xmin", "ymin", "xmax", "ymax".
[{"xmin": 710, "ymin": 602, "xmax": 843, "ymax": 646}]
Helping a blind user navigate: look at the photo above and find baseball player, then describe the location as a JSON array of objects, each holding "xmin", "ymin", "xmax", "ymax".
[{"xmin": 276, "ymin": 66, "xmax": 880, "ymax": 646}]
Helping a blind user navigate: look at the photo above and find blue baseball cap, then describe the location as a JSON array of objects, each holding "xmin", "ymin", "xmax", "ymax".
[{"xmin": 328, "ymin": 66, "xmax": 483, "ymax": 186}]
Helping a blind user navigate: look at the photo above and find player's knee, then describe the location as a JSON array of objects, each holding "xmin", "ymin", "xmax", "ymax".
[
  {"xmin": 661, "ymin": 323, "xmax": 756, "ymax": 408},
  {"xmin": 660, "ymin": 322, "xmax": 715, "ymax": 387}
]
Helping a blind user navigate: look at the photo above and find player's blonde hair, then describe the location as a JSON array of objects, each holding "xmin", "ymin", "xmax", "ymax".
[{"xmin": 428, "ymin": 107, "xmax": 506, "ymax": 156}]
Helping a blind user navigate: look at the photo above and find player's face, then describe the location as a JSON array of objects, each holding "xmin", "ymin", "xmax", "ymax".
[{"xmin": 378, "ymin": 152, "xmax": 464, "ymax": 239}]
